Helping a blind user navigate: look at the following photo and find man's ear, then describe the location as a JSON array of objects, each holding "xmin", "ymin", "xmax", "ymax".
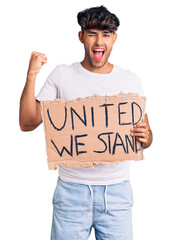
[
  {"xmin": 113, "ymin": 32, "xmax": 117, "ymax": 44},
  {"xmin": 78, "ymin": 31, "xmax": 84, "ymax": 44}
]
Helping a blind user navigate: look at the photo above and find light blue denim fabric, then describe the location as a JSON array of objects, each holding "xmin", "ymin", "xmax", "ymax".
[{"xmin": 51, "ymin": 176, "xmax": 134, "ymax": 240}]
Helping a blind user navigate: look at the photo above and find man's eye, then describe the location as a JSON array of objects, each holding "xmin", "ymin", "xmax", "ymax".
[{"xmin": 104, "ymin": 34, "xmax": 110, "ymax": 37}]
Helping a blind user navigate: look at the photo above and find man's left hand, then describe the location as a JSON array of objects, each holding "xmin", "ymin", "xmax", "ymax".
[{"xmin": 130, "ymin": 114, "xmax": 153, "ymax": 149}]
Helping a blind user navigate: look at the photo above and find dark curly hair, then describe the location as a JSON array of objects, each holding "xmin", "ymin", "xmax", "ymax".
[{"xmin": 77, "ymin": 5, "xmax": 120, "ymax": 34}]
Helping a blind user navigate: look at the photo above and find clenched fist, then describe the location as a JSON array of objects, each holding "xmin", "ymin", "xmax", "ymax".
[{"xmin": 27, "ymin": 51, "xmax": 47, "ymax": 76}]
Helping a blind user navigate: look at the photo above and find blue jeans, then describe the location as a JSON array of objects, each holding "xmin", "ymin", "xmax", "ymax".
[{"xmin": 51, "ymin": 176, "xmax": 134, "ymax": 240}]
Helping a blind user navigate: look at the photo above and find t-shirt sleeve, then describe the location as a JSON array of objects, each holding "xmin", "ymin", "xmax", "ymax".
[
  {"xmin": 133, "ymin": 73, "xmax": 147, "ymax": 114},
  {"xmin": 133, "ymin": 73, "xmax": 144, "ymax": 97},
  {"xmin": 35, "ymin": 65, "xmax": 60, "ymax": 101}
]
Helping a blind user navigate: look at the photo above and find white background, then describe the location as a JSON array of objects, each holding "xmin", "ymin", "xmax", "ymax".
[{"xmin": 1, "ymin": 0, "xmax": 171, "ymax": 239}]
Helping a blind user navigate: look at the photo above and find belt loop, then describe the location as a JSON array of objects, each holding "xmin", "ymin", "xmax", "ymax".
[{"xmin": 104, "ymin": 185, "xmax": 108, "ymax": 212}]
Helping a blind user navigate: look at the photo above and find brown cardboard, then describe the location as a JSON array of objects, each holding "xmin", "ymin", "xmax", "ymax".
[{"xmin": 40, "ymin": 92, "xmax": 146, "ymax": 169}]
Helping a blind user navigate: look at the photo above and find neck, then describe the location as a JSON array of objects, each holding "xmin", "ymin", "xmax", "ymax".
[{"xmin": 80, "ymin": 58, "xmax": 114, "ymax": 74}]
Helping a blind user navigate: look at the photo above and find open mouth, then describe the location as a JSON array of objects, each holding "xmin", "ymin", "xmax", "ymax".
[{"xmin": 93, "ymin": 49, "xmax": 105, "ymax": 61}]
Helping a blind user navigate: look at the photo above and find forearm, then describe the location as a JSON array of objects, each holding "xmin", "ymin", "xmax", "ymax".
[{"xmin": 19, "ymin": 73, "xmax": 37, "ymax": 128}]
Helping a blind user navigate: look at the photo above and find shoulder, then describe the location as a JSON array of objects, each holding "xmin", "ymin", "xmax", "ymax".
[
  {"xmin": 46, "ymin": 62, "xmax": 76, "ymax": 79},
  {"xmin": 55, "ymin": 62, "xmax": 77, "ymax": 71},
  {"xmin": 51, "ymin": 62, "xmax": 77, "ymax": 75},
  {"xmin": 115, "ymin": 64, "xmax": 140, "ymax": 80},
  {"xmin": 115, "ymin": 64, "xmax": 144, "ymax": 96}
]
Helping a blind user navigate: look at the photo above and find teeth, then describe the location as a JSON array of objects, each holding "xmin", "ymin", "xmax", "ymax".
[{"xmin": 93, "ymin": 49, "xmax": 104, "ymax": 52}]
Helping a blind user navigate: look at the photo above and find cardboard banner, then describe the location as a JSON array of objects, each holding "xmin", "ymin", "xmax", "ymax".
[{"xmin": 40, "ymin": 92, "xmax": 146, "ymax": 169}]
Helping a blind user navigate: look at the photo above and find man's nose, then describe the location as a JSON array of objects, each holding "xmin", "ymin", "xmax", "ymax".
[{"xmin": 95, "ymin": 35, "xmax": 104, "ymax": 45}]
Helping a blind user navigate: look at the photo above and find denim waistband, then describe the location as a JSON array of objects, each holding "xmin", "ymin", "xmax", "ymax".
[{"xmin": 58, "ymin": 177, "xmax": 108, "ymax": 212}]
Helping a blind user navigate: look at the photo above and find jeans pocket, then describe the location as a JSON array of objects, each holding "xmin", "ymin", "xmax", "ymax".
[
  {"xmin": 126, "ymin": 181, "xmax": 134, "ymax": 207},
  {"xmin": 107, "ymin": 180, "xmax": 134, "ymax": 211}
]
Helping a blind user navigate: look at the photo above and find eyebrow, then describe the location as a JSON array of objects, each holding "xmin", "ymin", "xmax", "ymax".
[
  {"xmin": 103, "ymin": 30, "xmax": 112, "ymax": 33},
  {"xmin": 87, "ymin": 30, "xmax": 112, "ymax": 34},
  {"xmin": 87, "ymin": 31, "xmax": 97, "ymax": 34}
]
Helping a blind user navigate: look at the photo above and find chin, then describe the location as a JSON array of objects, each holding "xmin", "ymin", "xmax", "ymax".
[{"xmin": 91, "ymin": 61, "xmax": 107, "ymax": 68}]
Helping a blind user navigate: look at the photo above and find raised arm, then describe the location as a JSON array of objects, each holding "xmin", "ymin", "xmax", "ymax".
[{"xmin": 19, "ymin": 51, "xmax": 47, "ymax": 131}]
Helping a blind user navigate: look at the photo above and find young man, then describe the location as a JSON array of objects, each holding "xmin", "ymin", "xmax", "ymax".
[{"xmin": 19, "ymin": 5, "xmax": 152, "ymax": 240}]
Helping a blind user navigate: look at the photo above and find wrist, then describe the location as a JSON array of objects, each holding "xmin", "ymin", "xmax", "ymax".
[{"xmin": 26, "ymin": 72, "xmax": 37, "ymax": 82}]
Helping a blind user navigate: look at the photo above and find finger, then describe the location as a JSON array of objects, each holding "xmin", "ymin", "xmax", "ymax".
[
  {"xmin": 134, "ymin": 122, "xmax": 147, "ymax": 128},
  {"xmin": 36, "ymin": 55, "xmax": 47, "ymax": 63},
  {"xmin": 131, "ymin": 128, "xmax": 148, "ymax": 134},
  {"xmin": 37, "ymin": 54, "xmax": 47, "ymax": 61},
  {"xmin": 39, "ymin": 53, "xmax": 47, "ymax": 59},
  {"xmin": 136, "ymin": 137, "xmax": 147, "ymax": 143},
  {"xmin": 130, "ymin": 132, "xmax": 147, "ymax": 138},
  {"xmin": 41, "ymin": 60, "xmax": 47, "ymax": 65},
  {"xmin": 32, "ymin": 51, "xmax": 47, "ymax": 60}
]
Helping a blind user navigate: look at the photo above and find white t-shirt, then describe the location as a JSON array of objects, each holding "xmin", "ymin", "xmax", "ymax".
[{"xmin": 36, "ymin": 62, "xmax": 144, "ymax": 185}]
